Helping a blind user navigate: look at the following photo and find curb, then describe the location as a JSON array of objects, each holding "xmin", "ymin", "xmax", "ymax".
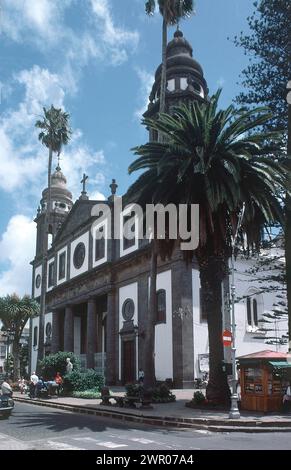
[{"xmin": 13, "ymin": 397, "xmax": 291, "ymax": 433}]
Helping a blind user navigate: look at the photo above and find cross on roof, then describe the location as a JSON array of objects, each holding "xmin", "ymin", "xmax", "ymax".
[{"xmin": 81, "ymin": 173, "xmax": 88, "ymax": 194}]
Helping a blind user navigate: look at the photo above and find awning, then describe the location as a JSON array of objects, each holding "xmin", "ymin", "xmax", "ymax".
[{"xmin": 268, "ymin": 361, "xmax": 291, "ymax": 369}]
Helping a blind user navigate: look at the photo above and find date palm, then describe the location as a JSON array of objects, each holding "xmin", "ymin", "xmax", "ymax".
[
  {"xmin": 0, "ymin": 294, "xmax": 39, "ymax": 380},
  {"xmin": 128, "ymin": 90, "xmax": 288, "ymax": 402},
  {"xmin": 145, "ymin": 0, "xmax": 194, "ymax": 114},
  {"xmin": 35, "ymin": 106, "xmax": 71, "ymax": 364}
]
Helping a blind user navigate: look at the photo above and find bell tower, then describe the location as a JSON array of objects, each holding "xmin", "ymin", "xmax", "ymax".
[
  {"xmin": 144, "ymin": 30, "xmax": 209, "ymax": 141},
  {"xmin": 34, "ymin": 164, "xmax": 73, "ymax": 260}
]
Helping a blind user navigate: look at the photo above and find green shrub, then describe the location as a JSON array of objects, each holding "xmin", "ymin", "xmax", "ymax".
[
  {"xmin": 152, "ymin": 383, "xmax": 176, "ymax": 403},
  {"xmin": 125, "ymin": 383, "xmax": 142, "ymax": 398},
  {"xmin": 72, "ymin": 389, "xmax": 101, "ymax": 399},
  {"xmin": 63, "ymin": 369, "xmax": 104, "ymax": 392},
  {"xmin": 125, "ymin": 382, "xmax": 176, "ymax": 403},
  {"xmin": 193, "ymin": 391, "xmax": 206, "ymax": 404},
  {"xmin": 39, "ymin": 352, "xmax": 80, "ymax": 379}
]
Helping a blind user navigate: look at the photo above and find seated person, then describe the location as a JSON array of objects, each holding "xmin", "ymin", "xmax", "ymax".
[
  {"xmin": 36, "ymin": 377, "xmax": 47, "ymax": 397},
  {"xmin": 18, "ymin": 377, "xmax": 26, "ymax": 395},
  {"xmin": 283, "ymin": 382, "xmax": 291, "ymax": 407},
  {"xmin": 54, "ymin": 372, "xmax": 63, "ymax": 396},
  {"xmin": 1, "ymin": 380, "xmax": 12, "ymax": 397},
  {"xmin": 46, "ymin": 380, "xmax": 58, "ymax": 396}
]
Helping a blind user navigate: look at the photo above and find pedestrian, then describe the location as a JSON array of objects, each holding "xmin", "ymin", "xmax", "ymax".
[
  {"xmin": 66, "ymin": 358, "xmax": 73, "ymax": 374},
  {"xmin": 283, "ymin": 381, "xmax": 291, "ymax": 405},
  {"xmin": 30, "ymin": 371, "xmax": 39, "ymax": 398},
  {"xmin": 138, "ymin": 368, "xmax": 144, "ymax": 384}
]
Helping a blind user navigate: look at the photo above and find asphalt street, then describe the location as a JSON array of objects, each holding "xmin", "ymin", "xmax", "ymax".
[{"xmin": 0, "ymin": 402, "xmax": 290, "ymax": 450}]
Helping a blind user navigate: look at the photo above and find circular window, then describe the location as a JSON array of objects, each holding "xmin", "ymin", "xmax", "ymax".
[
  {"xmin": 45, "ymin": 322, "xmax": 52, "ymax": 338},
  {"xmin": 35, "ymin": 274, "xmax": 41, "ymax": 289},
  {"xmin": 122, "ymin": 298, "xmax": 135, "ymax": 321},
  {"xmin": 73, "ymin": 242, "xmax": 86, "ymax": 269}
]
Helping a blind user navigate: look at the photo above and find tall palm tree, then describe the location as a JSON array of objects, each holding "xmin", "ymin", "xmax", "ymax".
[
  {"xmin": 145, "ymin": 0, "xmax": 194, "ymax": 114},
  {"xmin": 0, "ymin": 294, "xmax": 39, "ymax": 380},
  {"xmin": 128, "ymin": 90, "xmax": 288, "ymax": 403},
  {"xmin": 35, "ymin": 106, "xmax": 71, "ymax": 364}
]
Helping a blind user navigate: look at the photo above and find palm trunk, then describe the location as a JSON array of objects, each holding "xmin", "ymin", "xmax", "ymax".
[
  {"xmin": 12, "ymin": 339, "xmax": 20, "ymax": 381},
  {"xmin": 159, "ymin": 15, "xmax": 168, "ymax": 116},
  {"xmin": 286, "ymin": 102, "xmax": 291, "ymax": 351},
  {"xmin": 37, "ymin": 145, "xmax": 53, "ymax": 366},
  {"xmin": 143, "ymin": 239, "xmax": 158, "ymax": 389},
  {"xmin": 199, "ymin": 255, "xmax": 230, "ymax": 405}
]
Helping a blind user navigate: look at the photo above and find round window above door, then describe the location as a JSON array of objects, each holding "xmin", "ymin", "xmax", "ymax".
[
  {"xmin": 122, "ymin": 299, "xmax": 135, "ymax": 321},
  {"xmin": 73, "ymin": 242, "xmax": 86, "ymax": 269},
  {"xmin": 35, "ymin": 274, "xmax": 41, "ymax": 289}
]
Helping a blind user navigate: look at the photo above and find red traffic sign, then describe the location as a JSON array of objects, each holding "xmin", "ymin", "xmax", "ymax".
[{"xmin": 222, "ymin": 329, "xmax": 232, "ymax": 347}]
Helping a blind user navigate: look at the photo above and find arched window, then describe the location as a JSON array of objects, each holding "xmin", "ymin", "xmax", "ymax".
[
  {"xmin": 246, "ymin": 293, "xmax": 262, "ymax": 330},
  {"xmin": 156, "ymin": 289, "xmax": 166, "ymax": 324},
  {"xmin": 33, "ymin": 326, "xmax": 38, "ymax": 347}
]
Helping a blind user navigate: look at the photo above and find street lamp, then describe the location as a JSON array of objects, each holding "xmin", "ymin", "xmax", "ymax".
[{"xmin": 228, "ymin": 203, "xmax": 245, "ymax": 419}]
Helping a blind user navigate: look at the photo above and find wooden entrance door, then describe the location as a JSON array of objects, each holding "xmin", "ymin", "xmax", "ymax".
[{"xmin": 122, "ymin": 340, "xmax": 135, "ymax": 384}]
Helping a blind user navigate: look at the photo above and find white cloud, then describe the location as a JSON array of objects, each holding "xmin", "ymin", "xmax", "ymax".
[
  {"xmin": 1, "ymin": 0, "xmax": 72, "ymax": 45},
  {"xmin": 0, "ymin": 65, "xmax": 106, "ymax": 200},
  {"xmin": 89, "ymin": 0, "xmax": 139, "ymax": 65},
  {"xmin": 0, "ymin": 215, "xmax": 36, "ymax": 296},
  {"xmin": 1, "ymin": 0, "xmax": 139, "ymax": 69},
  {"xmin": 134, "ymin": 67, "xmax": 154, "ymax": 120}
]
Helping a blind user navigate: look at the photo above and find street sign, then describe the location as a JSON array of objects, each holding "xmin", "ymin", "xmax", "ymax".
[{"xmin": 222, "ymin": 329, "xmax": 232, "ymax": 347}]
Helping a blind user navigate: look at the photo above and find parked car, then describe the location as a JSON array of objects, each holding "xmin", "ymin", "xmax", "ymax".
[{"xmin": 0, "ymin": 394, "xmax": 14, "ymax": 419}]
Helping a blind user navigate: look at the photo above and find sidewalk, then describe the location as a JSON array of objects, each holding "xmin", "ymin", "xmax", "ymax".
[{"xmin": 13, "ymin": 388, "xmax": 291, "ymax": 433}]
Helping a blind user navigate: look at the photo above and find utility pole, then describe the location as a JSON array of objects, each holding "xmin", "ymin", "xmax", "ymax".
[{"xmin": 228, "ymin": 203, "xmax": 245, "ymax": 420}]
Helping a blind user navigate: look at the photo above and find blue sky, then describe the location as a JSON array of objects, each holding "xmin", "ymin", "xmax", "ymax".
[{"xmin": 0, "ymin": 0, "xmax": 254, "ymax": 295}]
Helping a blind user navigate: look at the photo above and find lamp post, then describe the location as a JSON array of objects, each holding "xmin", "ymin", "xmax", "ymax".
[{"xmin": 228, "ymin": 203, "xmax": 245, "ymax": 419}]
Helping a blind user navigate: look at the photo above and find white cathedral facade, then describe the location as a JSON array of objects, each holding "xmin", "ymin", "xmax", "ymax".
[{"xmin": 29, "ymin": 31, "xmax": 288, "ymax": 386}]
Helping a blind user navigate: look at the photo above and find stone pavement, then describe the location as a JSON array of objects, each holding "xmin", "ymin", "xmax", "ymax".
[{"xmin": 13, "ymin": 388, "xmax": 291, "ymax": 433}]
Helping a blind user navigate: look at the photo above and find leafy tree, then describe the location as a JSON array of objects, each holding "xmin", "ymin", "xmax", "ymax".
[
  {"xmin": 232, "ymin": 0, "xmax": 291, "ymax": 349},
  {"xmin": 35, "ymin": 106, "xmax": 72, "ymax": 363},
  {"xmin": 127, "ymin": 91, "xmax": 288, "ymax": 403},
  {"xmin": 39, "ymin": 351, "xmax": 80, "ymax": 379},
  {"xmin": 145, "ymin": 1, "xmax": 194, "ymax": 114},
  {"xmin": 232, "ymin": 0, "xmax": 290, "ymax": 133},
  {"xmin": 0, "ymin": 295, "xmax": 39, "ymax": 380}
]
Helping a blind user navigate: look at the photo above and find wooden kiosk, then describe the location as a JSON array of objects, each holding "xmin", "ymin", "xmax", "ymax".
[{"xmin": 238, "ymin": 350, "xmax": 291, "ymax": 412}]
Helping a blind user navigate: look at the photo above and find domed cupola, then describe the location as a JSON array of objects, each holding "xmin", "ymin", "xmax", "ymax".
[
  {"xmin": 40, "ymin": 164, "xmax": 73, "ymax": 214},
  {"xmin": 144, "ymin": 30, "xmax": 209, "ymax": 121}
]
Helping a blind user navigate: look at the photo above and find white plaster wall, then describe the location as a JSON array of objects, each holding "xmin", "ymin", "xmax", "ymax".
[
  {"xmin": 191, "ymin": 250, "xmax": 288, "ymax": 379},
  {"xmin": 34, "ymin": 264, "xmax": 42, "ymax": 298},
  {"xmin": 234, "ymin": 253, "xmax": 288, "ymax": 357},
  {"xmin": 92, "ymin": 220, "xmax": 108, "ymax": 268},
  {"xmin": 45, "ymin": 312, "xmax": 52, "ymax": 337},
  {"xmin": 57, "ymin": 246, "xmax": 68, "ymax": 286},
  {"xmin": 120, "ymin": 205, "xmax": 139, "ymax": 257},
  {"xmin": 47, "ymin": 257, "xmax": 55, "ymax": 292},
  {"xmin": 70, "ymin": 231, "xmax": 89, "ymax": 279},
  {"xmin": 192, "ymin": 268, "xmax": 209, "ymax": 378},
  {"xmin": 118, "ymin": 282, "xmax": 138, "ymax": 381},
  {"xmin": 154, "ymin": 270, "xmax": 173, "ymax": 381}
]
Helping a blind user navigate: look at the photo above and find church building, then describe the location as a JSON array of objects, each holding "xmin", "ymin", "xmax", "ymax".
[{"xmin": 30, "ymin": 32, "xmax": 287, "ymax": 387}]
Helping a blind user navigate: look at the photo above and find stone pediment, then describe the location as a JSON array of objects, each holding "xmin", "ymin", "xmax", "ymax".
[{"xmin": 54, "ymin": 199, "xmax": 109, "ymax": 245}]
